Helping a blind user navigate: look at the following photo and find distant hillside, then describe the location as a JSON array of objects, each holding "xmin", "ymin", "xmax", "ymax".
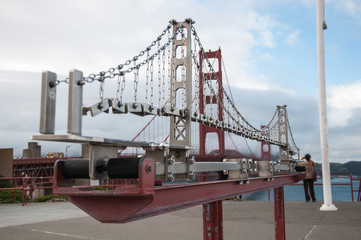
[{"xmin": 314, "ymin": 161, "xmax": 361, "ymax": 177}]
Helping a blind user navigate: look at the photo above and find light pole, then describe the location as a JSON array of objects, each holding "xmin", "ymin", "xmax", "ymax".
[
  {"xmin": 65, "ymin": 145, "xmax": 70, "ymax": 158},
  {"xmin": 316, "ymin": 0, "xmax": 337, "ymax": 211}
]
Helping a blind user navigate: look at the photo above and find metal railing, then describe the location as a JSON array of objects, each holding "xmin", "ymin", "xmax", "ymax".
[
  {"xmin": 267, "ymin": 172, "xmax": 361, "ymax": 201},
  {"xmin": 2, "ymin": 173, "xmax": 360, "ymax": 205},
  {"xmin": 0, "ymin": 177, "xmax": 54, "ymax": 206},
  {"xmin": 350, "ymin": 174, "xmax": 361, "ymax": 201}
]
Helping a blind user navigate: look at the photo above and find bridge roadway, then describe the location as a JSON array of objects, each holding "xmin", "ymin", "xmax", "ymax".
[{"xmin": 1, "ymin": 201, "xmax": 360, "ymax": 239}]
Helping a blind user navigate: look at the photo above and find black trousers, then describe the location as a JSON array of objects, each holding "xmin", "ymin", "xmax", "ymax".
[{"xmin": 303, "ymin": 179, "xmax": 316, "ymax": 201}]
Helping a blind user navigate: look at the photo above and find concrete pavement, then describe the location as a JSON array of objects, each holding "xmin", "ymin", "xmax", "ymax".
[{"xmin": 0, "ymin": 201, "xmax": 360, "ymax": 239}]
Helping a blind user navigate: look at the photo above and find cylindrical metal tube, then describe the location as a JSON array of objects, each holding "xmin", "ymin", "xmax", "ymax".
[
  {"xmin": 107, "ymin": 158, "xmax": 140, "ymax": 179},
  {"xmin": 62, "ymin": 159, "xmax": 89, "ymax": 179}
]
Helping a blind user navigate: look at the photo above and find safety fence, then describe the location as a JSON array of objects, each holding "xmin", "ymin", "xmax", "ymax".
[
  {"xmin": 2, "ymin": 173, "xmax": 360, "ymax": 206},
  {"xmin": 0, "ymin": 177, "xmax": 54, "ymax": 206},
  {"xmin": 266, "ymin": 173, "xmax": 361, "ymax": 201}
]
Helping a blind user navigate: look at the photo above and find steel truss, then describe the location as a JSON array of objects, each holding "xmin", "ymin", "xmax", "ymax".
[{"xmin": 13, "ymin": 158, "xmax": 57, "ymax": 179}]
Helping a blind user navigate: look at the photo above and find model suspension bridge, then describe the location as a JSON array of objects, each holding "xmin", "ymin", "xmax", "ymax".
[{"xmin": 32, "ymin": 18, "xmax": 304, "ymax": 240}]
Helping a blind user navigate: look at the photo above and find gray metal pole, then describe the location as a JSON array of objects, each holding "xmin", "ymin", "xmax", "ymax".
[{"xmin": 316, "ymin": 0, "xmax": 337, "ymax": 211}]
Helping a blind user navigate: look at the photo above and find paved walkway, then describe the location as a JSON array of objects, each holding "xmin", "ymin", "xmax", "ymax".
[{"xmin": 1, "ymin": 201, "xmax": 360, "ymax": 239}]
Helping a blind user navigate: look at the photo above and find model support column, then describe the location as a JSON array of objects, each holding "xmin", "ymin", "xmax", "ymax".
[
  {"xmin": 169, "ymin": 19, "xmax": 193, "ymax": 180},
  {"xmin": 274, "ymin": 187, "xmax": 285, "ymax": 240},
  {"xmin": 39, "ymin": 71, "xmax": 57, "ymax": 134},
  {"xmin": 316, "ymin": 0, "xmax": 337, "ymax": 211},
  {"xmin": 68, "ymin": 69, "xmax": 84, "ymax": 135},
  {"xmin": 277, "ymin": 105, "xmax": 289, "ymax": 166},
  {"xmin": 169, "ymin": 19, "xmax": 192, "ymax": 147},
  {"xmin": 261, "ymin": 125, "xmax": 271, "ymax": 161},
  {"xmin": 203, "ymin": 200, "xmax": 223, "ymax": 240}
]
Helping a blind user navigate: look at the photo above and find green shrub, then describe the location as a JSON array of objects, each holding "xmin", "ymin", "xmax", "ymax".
[
  {"xmin": 29, "ymin": 195, "xmax": 68, "ymax": 203},
  {"xmin": 0, "ymin": 190, "xmax": 23, "ymax": 203},
  {"xmin": 93, "ymin": 186, "xmax": 109, "ymax": 191},
  {"xmin": 0, "ymin": 176, "xmax": 21, "ymax": 203},
  {"xmin": 0, "ymin": 177, "xmax": 14, "ymax": 189}
]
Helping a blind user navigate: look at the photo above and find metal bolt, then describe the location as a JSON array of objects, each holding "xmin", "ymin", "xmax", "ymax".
[
  {"xmin": 188, "ymin": 171, "xmax": 195, "ymax": 180},
  {"xmin": 49, "ymin": 81, "xmax": 57, "ymax": 88},
  {"xmin": 188, "ymin": 156, "xmax": 195, "ymax": 165},
  {"xmin": 167, "ymin": 155, "xmax": 175, "ymax": 165},
  {"xmin": 146, "ymin": 164, "xmax": 152, "ymax": 174},
  {"xmin": 168, "ymin": 173, "xmax": 175, "ymax": 182}
]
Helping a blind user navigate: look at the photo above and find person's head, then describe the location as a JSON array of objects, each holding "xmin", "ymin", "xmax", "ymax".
[{"xmin": 304, "ymin": 153, "xmax": 311, "ymax": 161}]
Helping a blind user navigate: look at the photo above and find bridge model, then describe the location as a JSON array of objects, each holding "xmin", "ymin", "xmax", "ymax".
[{"xmin": 32, "ymin": 18, "xmax": 304, "ymax": 240}]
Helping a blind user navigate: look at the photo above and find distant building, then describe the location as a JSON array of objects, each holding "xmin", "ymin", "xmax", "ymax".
[
  {"xmin": 0, "ymin": 148, "xmax": 13, "ymax": 177},
  {"xmin": 46, "ymin": 152, "xmax": 64, "ymax": 158},
  {"xmin": 22, "ymin": 142, "xmax": 41, "ymax": 158}
]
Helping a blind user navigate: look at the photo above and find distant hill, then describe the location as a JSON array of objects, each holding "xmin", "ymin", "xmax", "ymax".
[
  {"xmin": 314, "ymin": 161, "xmax": 361, "ymax": 177},
  {"xmin": 206, "ymin": 149, "xmax": 361, "ymax": 177}
]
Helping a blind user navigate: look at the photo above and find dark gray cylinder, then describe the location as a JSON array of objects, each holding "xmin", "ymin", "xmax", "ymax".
[
  {"xmin": 62, "ymin": 159, "xmax": 89, "ymax": 179},
  {"xmin": 107, "ymin": 158, "xmax": 140, "ymax": 179}
]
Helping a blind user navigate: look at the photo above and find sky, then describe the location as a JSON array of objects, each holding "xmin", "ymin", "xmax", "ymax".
[{"xmin": 0, "ymin": 0, "xmax": 360, "ymax": 163}]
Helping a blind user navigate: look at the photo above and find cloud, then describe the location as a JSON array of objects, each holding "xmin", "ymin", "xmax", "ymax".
[
  {"xmin": 0, "ymin": 0, "xmax": 360, "ymax": 164},
  {"xmin": 327, "ymin": 80, "xmax": 361, "ymax": 126},
  {"xmin": 261, "ymin": 53, "xmax": 274, "ymax": 61},
  {"xmin": 327, "ymin": 81, "xmax": 361, "ymax": 110},
  {"xmin": 329, "ymin": 0, "xmax": 361, "ymax": 23},
  {"xmin": 1, "ymin": 0, "xmax": 284, "ymax": 157},
  {"xmin": 285, "ymin": 29, "xmax": 300, "ymax": 45},
  {"xmin": 0, "ymin": 0, "xmax": 299, "ymax": 93},
  {"xmin": 328, "ymin": 108, "xmax": 361, "ymax": 162},
  {"xmin": 228, "ymin": 86, "xmax": 361, "ymax": 163}
]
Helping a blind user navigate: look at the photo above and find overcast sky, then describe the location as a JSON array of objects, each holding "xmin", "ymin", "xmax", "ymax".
[{"xmin": 0, "ymin": 0, "xmax": 360, "ymax": 163}]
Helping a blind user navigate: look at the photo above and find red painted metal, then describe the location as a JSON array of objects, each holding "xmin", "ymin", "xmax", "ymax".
[
  {"xmin": 261, "ymin": 125, "xmax": 272, "ymax": 161},
  {"xmin": 54, "ymin": 158, "xmax": 305, "ymax": 223},
  {"xmin": 352, "ymin": 178, "xmax": 361, "ymax": 202},
  {"xmin": 0, "ymin": 176, "xmax": 54, "ymax": 206},
  {"xmin": 274, "ymin": 187, "xmax": 286, "ymax": 240},
  {"xmin": 203, "ymin": 201, "xmax": 223, "ymax": 240},
  {"xmin": 55, "ymin": 158, "xmax": 155, "ymax": 223},
  {"xmin": 12, "ymin": 157, "xmax": 82, "ymax": 180},
  {"xmin": 199, "ymin": 49, "xmax": 225, "ymax": 155},
  {"xmin": 349, "ymin": 173, "xmax": 361, "ymax": 202}
]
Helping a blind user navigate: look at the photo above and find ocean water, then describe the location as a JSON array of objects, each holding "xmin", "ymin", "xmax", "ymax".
[{"xmin": 242, "ymin": 178, "xmax": 360, "ymax": 202}]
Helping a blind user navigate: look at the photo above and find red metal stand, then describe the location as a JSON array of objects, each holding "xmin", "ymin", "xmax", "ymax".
[
  {"xmin": 54, "ymin": 159, "xmax": 304, "ymax": 238},
  {"xmin": 274, "ymin": 187, "xmax": 286, "ymax": 240},
  {"xmin": 203, "ymin": 201, "xmax": 223, "ymax": 240}
]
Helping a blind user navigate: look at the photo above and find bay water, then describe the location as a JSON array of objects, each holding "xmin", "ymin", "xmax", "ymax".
[{"xmin": 242, "ymin": 178, "xmax": 360, "ymax": 201}]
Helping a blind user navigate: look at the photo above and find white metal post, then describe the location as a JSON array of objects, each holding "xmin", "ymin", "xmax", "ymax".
[{"xmin": 316, "ymin": 0, "xmax": 337, "ymax": 211}]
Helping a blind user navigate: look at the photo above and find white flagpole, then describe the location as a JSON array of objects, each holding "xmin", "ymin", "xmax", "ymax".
[{"xmin": 316, "ymin": 0, "xmax": 337, "ymax": 211}]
